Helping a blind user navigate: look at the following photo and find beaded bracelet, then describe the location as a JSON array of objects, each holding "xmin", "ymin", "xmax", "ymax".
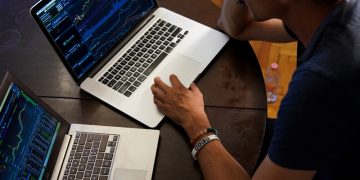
[{"xmin": 190, "ymin": 127, "xmax": 218, "ymax": 145}]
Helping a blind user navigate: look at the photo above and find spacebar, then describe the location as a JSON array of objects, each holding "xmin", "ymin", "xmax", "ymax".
[{"xmin": 143, "ymin": 52, "xmax": 168, "ymax": 76}]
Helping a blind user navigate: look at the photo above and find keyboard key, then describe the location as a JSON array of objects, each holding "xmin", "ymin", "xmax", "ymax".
[
  {"xmin": 171, "ymin": 27, "xmax": 182, "ymax": 37},
  {"xmin": 68, "ymin": 175, "xmax": 75, "ymax": 180},
  {"xmin": 137, "ymin": 75, "xmax": 147, "ymax": 82},
  {"xmin": 107, "ymin": 79, "xmax": 116, "ymax": 88},
  {"xmin": 118, "ymin": 82, "xmax": 131, "ymax": 93},
  {"xmin": 74, "ymin": 153, "xmax": 81, "ymax": 159},
  {"xmin": 121, "ymin": 76, "xmax": 128, "ymax": 82},
  {"xmin": 84, "ymin": 171, "xmax": 92, "ymax": 177},
  {"xmin": 70, "ymin": 167, "xmax": 77, "ymax": 174},
  {"xmin": 79, "ymin": 133, "xmax": 87, "ymax": 145},
  {"xmin": 165, "ymin": 47, "xmax": 173, "ymax": 53},
  {"xmin": 137, "ymin": 67, "xmax": 145, "ymax": 73},
  {"xmin": 133, "ymin": 81, "xmax": 141, "ymax": 87},
  {"xmin": 93, "ymin": 141, "xmax": 100, "ymax": 148},
  {"xmin": 129, "ymin": 77, "xmax": 136, "ymax": 82},
  {"xmin": 143, "ymin": 52, "xmax": 168, "ymax": 76},
  {"xmin": 104, "ymin": 153, "xmax": 113, "ymax": 160},
  {"xmin": 129, "ymin": 86, "xmax": 136, "ymax": 92},
  {"xmin": 80, "ymin": 157, "xmax": 88, "ymax": 164},
  {"xmin": 124, "ymin": 91, "xmax": 132, "ymax": 97},
  {"xmin": 76, "ymin": 145, "xmax": 84, "ymax": 152},
  {"xmin": 125, "ymin": 72, "xmax": 132, "ymax": 77},
  {"xmin": 76, "ymin": 172, "xmax": 84, "ymax": 179},
  {"xmin": 170, "ymin": 41, "xmax": 177, "ymax": 47},
  {"xmin": 168, "ymin": 25, "xmax": 176, "ymax": 32},
  {"xmin": 133, "ymin": 72, "xmax": 140, "ymax": 78},
  {"xmin": 100, "ymin": 168, "xmax": 110, "ymax": 175},
  {"xmin": 114, "ymin": 75, "xmax": 121, "ymax": 80},
  {"xmin": 91, "ymin": 175, "xmax": 99, "ymax": 180},
  {"xmin": 93, "ymin": 167, "xmax": 101, "ymax": 174},
  {"xmin": 95, "ymin": 160, "xmax": 103, "ymax": 167},
  {"xmin": 79, "ymin": 164, "xmax": 86, "ymax": 171},
  {"xmin": 72, "ymin": 160, "xmax": 80, "ymax": 167},
  {"xmin": 99, "ymin": 176, "xmax": 108, "ymax": 180},
  {"xmin": 112, "ymin": 81, "xmax": 123, "ymax": 91},
  {"xmin": 83, "ymin": 150, "xmax": 90, "ymax": 156},
  {"xmin": 102, "ymin": 160, "xmax": 112, "ymax": 167},
  {"xmin": 142, "ymin": 63, "xmax": 149, "ymax": 68},
  {"xmin": 119, "ymin": 70, "xmax": 126, "ymax": 75},
  {"xmin": 99, "ymin": 135, "xmax": 109, "ymax": 152},
  {"xmin": 97, "ymin": 153, "xmax": 105, "ymax": 159},
  {"xmin": 86, "ymin": 162, "xmax": 94, "ymax": 170},
  {"xmin": 130, "ymin": 67, "xmax": 137, "ymax": 72},
  {"xmin": 85, "ymin": 143, "xmax": 92, "ymax": 149}
]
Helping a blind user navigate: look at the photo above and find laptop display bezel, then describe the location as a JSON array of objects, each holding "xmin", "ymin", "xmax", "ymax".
[
  {"xmin": 30, "ymin": 0, "xmax": 159, "ymax": 84},
  {"xmin": 0, "ymin": 72, "xmax": 71, "ymax": 179}
]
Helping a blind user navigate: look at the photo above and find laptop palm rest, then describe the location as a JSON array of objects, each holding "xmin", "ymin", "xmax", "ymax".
[
  {"xmin": 114, "ymin": 168, "xmax": 147, "ymax": 180},
  {"xmin": 156, "ymin": 53, "xmax": 202, "ymax": 87}
]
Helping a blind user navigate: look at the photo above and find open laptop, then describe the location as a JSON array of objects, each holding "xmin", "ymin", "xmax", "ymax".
[
  {"xmin": 30, "ymin": 0, "xmax": 229, "ymax": 127},
  {"xmin": 0, "ymin": 72, "xmax": 159, "ymax": 180}
]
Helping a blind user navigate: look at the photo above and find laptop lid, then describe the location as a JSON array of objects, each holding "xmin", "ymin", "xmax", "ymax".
[
  {"xmin": 30, "ymin": 0, "xmax": 158, "ymax": 84},
  {"xmin": 0, "ymin": 72, "xmax": 70, "ymax": 179}
]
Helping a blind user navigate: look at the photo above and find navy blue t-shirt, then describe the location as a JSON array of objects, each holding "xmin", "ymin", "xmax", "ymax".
[{"xmin": 268, "ymin": 0, "xmax": 360, "ymax": 179}]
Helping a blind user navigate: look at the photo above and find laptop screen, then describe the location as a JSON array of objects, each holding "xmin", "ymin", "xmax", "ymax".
[
  {"xmin": 0, "ymin": 83, "xmax": 61, "ymax": 179},
  {"xmin": 34, "ymin": 0, "xmax": 156, "ymax": 80}
]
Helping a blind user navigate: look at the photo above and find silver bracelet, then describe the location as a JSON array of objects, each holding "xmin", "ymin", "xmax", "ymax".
[{"xmin": 191, "ymin": 134, "xmax": 220, "ymax": 160}]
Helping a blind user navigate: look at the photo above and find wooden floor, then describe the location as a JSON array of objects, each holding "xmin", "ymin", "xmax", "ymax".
[
  {"xmin": 211, "ymin": 0, "xmax": 297, "ymax": 119},
  {"xmin": 251, "ymin": 41, "xmax": 297, "ymax": 119}
]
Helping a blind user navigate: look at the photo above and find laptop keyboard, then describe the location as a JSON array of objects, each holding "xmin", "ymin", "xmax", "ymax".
[
  {"xmin": 62, "ymin": 132, "xmax": 120, "ymax": 180},
  {"xmin": 98, "ymin": 19, "xmax": 188, "ymax": 97}
]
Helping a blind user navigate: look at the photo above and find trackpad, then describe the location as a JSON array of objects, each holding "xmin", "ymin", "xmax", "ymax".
[
  {"xmin": 157, "ymin": 53, "xmax": 202, "ymax": 87},
  {"xmin": 113, "ymin": 168, "xmax": 147, "ymax": 180}
]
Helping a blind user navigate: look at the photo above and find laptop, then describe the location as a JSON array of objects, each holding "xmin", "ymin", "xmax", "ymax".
[
  {"xmin": 0, "ymin": 72, "xmax": 159, "ymax": 180},
  {"xmin": 30, "ymin": 0, "xmax": 229, "ymax": 127}
]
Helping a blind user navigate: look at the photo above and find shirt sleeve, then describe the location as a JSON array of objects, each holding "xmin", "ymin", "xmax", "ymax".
[{"xmin": 268, "ymin": 69, "xmax": 355, "ymax": 171}]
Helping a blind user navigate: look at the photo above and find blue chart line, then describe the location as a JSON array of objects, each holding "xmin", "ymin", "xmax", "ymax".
[
  {"xmin": 90, "ymin": 6, "xmax": 140, "ymax": 57},
  {"xmin": 8, "ymin": 104, "xmax": 25, "ymax": 162},
  {"xmin": 76, "ymin": 0, "xmax": 109, "ymax": 29},
  {"xmin": 82, "ymin": 0, "xmax": 128, "ymax": 41}
]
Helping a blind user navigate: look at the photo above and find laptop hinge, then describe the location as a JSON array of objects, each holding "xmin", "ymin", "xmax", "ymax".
[
  {"xmin": 88, "ymin": 14, "xmax": 156, "ymax": 78},
  {"xmin": 51, "ymin": 135, "xmax": 72, "ymax": 180}
]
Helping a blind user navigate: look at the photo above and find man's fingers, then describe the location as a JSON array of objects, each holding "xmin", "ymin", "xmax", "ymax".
[
  {"xmin": 154, "ymin": 77, "xmax": 170, "ymax": 92},
  {"xmin": 170, "ymin": 74, "xmax": 185, "ymax": 89},
  {"xmin": 190, "ymin": 83, "xmax": 200, "ymax": 93},
  {"xmin": 151, "ymin": 84, "xmax": 166, "ymax": 101}
]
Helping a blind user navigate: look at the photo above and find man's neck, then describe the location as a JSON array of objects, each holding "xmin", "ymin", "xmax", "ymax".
[{"xmin": 281, "ymin": 2, "xmax": 338, "ymax": 47}]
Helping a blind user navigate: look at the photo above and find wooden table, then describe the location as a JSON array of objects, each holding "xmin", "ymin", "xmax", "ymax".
[{"xmin": 0, "ymin": 0, "xmax": 267, "ymax": 179}]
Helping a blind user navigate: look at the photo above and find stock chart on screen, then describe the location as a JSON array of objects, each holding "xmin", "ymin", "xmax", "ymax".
[
  {"xmin": 36, "ymin": 0, "xmax": 155, "ymax": 79},
  {"xmin": 0, "ymin": 83, "xmax": 61, "ymax": 179}
]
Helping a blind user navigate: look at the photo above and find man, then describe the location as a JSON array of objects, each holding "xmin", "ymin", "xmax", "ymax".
[{"xmin": 151, "ymin": 0, "xmax": 360, "ymax": 179}]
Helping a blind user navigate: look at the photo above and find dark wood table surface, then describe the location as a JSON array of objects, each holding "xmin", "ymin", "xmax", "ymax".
[{"xmin": 0, "ymin": 0, "xmax": 267, "ymax": 179}]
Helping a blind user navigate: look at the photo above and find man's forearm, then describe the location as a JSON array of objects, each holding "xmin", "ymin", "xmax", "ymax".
[
  {"xmin": 218, "ymin": 0, "xmax": 252, "ymax": 37},
  {"xmin": 197, "ymin": 140, "xmax": 250, "ymax": 180}
]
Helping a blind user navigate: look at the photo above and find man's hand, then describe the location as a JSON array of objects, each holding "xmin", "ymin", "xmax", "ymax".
[{"xmin": 151, "ymin": 74, "xmax": 210, "ymax": 139}]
